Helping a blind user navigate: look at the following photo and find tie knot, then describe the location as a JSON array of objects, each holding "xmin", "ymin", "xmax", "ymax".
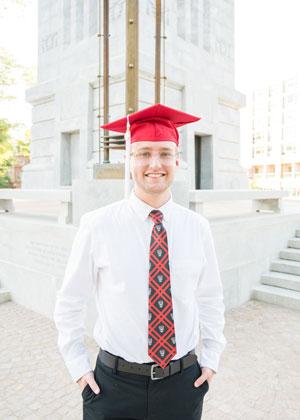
[{"xmin": 149, "ymin": 209, "xmax": 163, "ymax": 225}]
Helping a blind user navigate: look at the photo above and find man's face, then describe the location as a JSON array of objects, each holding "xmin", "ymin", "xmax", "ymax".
[{"xmin": 130, "ymin": 140, "xmax": 179, "ymax": 196}]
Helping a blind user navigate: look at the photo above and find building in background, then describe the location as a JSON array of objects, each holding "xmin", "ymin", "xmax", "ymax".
[
  {"xmin": 23, "ymin": 0, "xmax": 247, "ymax": 210},
  {"xmin": 8, "ymin": 154, "xmax": 30, "ymax": 188},
  {"xmin": 249, "ymin": 75, "xmax": 300, "ymax": 196}
]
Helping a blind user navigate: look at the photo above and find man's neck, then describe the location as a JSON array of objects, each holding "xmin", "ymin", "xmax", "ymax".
[{"xmin": 134, "ymin": 188, "xmax": 171, "ymax": 208}]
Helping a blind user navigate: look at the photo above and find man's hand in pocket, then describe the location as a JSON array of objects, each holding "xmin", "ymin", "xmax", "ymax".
[
  {"xmin": 194, "ymin": 367, "xmax": 215, "ymax": 387},
  {"xmin": 77, "ymin": 371, "xmax": 101, "ymax": 394}
]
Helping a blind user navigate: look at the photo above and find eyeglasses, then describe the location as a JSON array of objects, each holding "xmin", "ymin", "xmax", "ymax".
[{"xmin": 130, "ymin": 151, "xmax": 178, "ymax": 164}]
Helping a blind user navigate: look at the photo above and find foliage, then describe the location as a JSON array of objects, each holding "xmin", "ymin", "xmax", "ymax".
[
  {"xmin": 0, "ymin": 120, "xmax": 15, "ymax": 188},
  {"xmin": 0, "ymin": 120, "xmax": 31, "ymax": 188},
  {"xmin": 0, "ymin": 0, "xmax": 34, "ymax": 187},
  {"xmin": 0, "ymin": 48, "xmax": 18, "ymax": 99},
  {"xmin": 0, "ymin": 47, "xmax": 35, "ymax": 100},
  {"xmin": 22, "ymin": 66, "xmax": 36, "ymax": 86},
  {"xmin": 16, "ymin": 129, "xmax": 30, "ymax": 158}
]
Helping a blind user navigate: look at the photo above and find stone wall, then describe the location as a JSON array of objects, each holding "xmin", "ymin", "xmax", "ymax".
[{"xmin": 1, "ymin": 211, "xmax": 299, "ymax": 323}]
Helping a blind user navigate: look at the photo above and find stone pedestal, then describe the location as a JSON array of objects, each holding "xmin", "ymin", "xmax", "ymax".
[{"xmin": 94, "ymin": 163, "xmax": 125, "ymax": 179}]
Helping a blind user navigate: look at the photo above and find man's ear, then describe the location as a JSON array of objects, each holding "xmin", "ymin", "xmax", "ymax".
[
  {"xmin": 129, "ymin": 151, "xmax": 134, "ymax": 178},
  {"xmin": 175, "ymin": 145, "xmax": 179, "ymax": 166}
]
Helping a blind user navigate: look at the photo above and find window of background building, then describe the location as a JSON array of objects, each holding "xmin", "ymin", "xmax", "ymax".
[
  {"xmin": 283, "ymin": 126, "xmax": 296, "ymax": 142},
  {"xmin": 253, "ymin": 132, "xmax": 263, "ymax": 142},
  {"xmin": 255, "ymin": 148, "xmax": 264, "ymax": 156},
  {"xmin": 254, "ymin": 165, "xmax": 263, "ymax": 176},
  {"xmin": 286, "ymin": 144, "xmax": 295, "ymax": 153},
  {"xmin": 267, "ymin": 165, "xmax": 275, "ymax": 176},
  {"xmin": 287, "ymin": 93, "xmax": 296, "ymax": 103},
  {"xmin": 281, "ymin": 163, "xmax": 292, "ymax": 177}
]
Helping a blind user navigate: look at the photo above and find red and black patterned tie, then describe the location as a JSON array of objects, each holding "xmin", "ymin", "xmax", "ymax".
[{"xmin": 148, "ymin": 209, "xmax": 177, "ymax": 368}]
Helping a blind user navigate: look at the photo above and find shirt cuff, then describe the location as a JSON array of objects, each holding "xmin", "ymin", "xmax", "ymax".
[
  {"xmin": 65, "ymin": 354, "xmax": 93, "ymax": 383},
  {"xmin": 199, "ymin": 348, "xmax": 223, "ymax": 373}
]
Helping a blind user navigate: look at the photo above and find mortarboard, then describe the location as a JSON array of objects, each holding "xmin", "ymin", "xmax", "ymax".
[{"xmin": 101, "ymin": 103, "xmax": 201, "ymax": 198}]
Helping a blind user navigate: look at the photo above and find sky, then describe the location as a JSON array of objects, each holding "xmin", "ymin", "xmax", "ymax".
[
  {"xmin": 1, "ymin": 0, "xmax": 300, "ymax": 152},
  {"xmin": 0, "ymin": 0, "xmax": 38, "ymax": 132},
  {"xmin": 0, "ymin": 0, "xmax": 38, "ymax": 67},
  {"xmin": 235, "ymin": 0, "xmax": 300, "ymax": 167},
  {"xmin": 235, "ymin": 0, "xmax": 300, "ymax": 94}
]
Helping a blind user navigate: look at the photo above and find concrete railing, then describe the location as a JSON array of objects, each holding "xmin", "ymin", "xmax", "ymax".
[
  {"xmin": 189, "ymin": 189, "xmax": 290, "ymax": 214},
  {"xmin": 0, "ymin": 189, "xmax": 72, "ymax": 224},
  {"xmin": 0, "ymin": 188, "xmax": 290, "ymax": 224}
]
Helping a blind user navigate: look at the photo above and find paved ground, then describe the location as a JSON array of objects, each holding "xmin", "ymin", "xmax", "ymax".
[{"xmin": 0, "ymin": 300, "xmax": 299, "ymax": 420}]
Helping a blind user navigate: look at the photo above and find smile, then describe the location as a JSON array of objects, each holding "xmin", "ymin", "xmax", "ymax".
[{"xmin": 145, "ymin": 173, "xmax": 166, "ymax": 177}]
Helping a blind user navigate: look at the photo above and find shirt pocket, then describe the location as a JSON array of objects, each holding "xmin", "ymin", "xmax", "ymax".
[{"xmin": 170, "ymin": 258, "xmax": 202, "ymax": 302}]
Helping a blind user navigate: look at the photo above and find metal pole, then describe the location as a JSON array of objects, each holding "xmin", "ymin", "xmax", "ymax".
[
  {"xmin": 97, "ymin": 0, "xmax": 102, "ymax": 165},
  {"xmin": 155, "ymin": 0, "xmax": 161, "ymax": 104},
  {"xmin": 162, "ymin": 0, "xmax": 166, "ymax": 104},
  {"xmin": 103, "ymin": 0, "xmax": 110, "ymax": 163},
  {"xmin": 126, "ymin": 0, "xmax": 139, "ymax": 114}
]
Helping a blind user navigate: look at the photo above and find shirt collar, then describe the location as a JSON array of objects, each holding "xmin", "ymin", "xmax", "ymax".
[{"xmin": 128, "ymin": 188, "xmax": 173, "ymax": 223}]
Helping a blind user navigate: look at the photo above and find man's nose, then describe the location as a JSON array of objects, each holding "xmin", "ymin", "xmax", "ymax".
[{"xmin": 147, "ymin": 155, "xmax": 163, "ymax": 166}]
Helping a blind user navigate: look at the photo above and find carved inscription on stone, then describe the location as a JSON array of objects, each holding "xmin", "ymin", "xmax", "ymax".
[
  {"xmin": 39, "ymin": 0, "xmax": 60, "ymax": 53},
  {"xmin": 28, "ymin": 240, "xmax": 69, "ymax": 273},
  {"xmin": 215, "ymin": 38, "xmax": 233, "ymax": 59},
  {"xmin": 40, "ymin": 32, "xmax": 58, "ymax": 53}
]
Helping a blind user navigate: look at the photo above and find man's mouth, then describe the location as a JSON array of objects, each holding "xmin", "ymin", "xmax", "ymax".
[{"xmin": 145, "ymin": 173, "xmax": 166, "ymax": 178}]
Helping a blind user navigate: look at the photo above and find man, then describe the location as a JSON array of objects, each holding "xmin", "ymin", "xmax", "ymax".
[{"xmin": 54, "ymin": 104, "xmax": 226, "ymax": 420}]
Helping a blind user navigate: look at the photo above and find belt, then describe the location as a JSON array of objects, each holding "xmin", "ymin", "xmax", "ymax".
[{"xmin": 98, "ymin": 348, "xmax": 197, "ymax": 381}]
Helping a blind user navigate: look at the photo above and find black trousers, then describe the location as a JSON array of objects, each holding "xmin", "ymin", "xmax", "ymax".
[{"xmin": 82, "ymin": 352, "xmax": 209, "ymax": 420}]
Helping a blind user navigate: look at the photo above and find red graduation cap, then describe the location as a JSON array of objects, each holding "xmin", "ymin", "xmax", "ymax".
[
  {"xmin": 101, "ymin": 103, "xmax": 201, "ymax": 146},
  {"xmin": 100, "ymin": 103, "xmax": 201, "ymax": 198}
]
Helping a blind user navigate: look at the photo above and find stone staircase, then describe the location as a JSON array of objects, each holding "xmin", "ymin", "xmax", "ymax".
[{"xmin": 253, "ymin": 229, "xmax": 300, "ymax": 310}]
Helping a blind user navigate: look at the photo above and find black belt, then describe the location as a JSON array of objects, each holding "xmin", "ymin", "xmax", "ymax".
[{"xmin": 98, "ymin": 348, "xmax": 197, "ymax": 381}]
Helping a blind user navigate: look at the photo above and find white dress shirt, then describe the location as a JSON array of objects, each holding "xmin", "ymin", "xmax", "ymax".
[{"xmin": 53, "ymin": 189, "xmax": 226, "ymax": 383}]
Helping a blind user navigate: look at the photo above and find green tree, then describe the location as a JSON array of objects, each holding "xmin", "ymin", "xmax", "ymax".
[
  {"xmin": 0, "ymin": 47, "xmax": 35, "ymax": 98},
  {"xmin": 0, "ymin": 0, "xmax": 35, "ymax": 187},
  {"xmin": 0, "ymin": 120, "xmax": 15, "ymax": 188},
  {"xmin": 16, "ymin": 129, "xmax": 30, "ymax": 159},
  {"xmin": 0, "ymin": 47, "xmax": 18, "ymax": 100}
]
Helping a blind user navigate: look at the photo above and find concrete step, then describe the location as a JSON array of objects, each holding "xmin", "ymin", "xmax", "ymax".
[
  {"xmin": 296, "ymin": 229, "xmax": 300, "ymax": 238},
  {"xmin": 261, "ymin": 271, "xmax": 300, "ymax": 292},
  {"xmin": 0, "ymin": 288, "xmax": 11, "ymax": 304},
  {"xmin": 270, "ymin": 258, "xmax": 300, "ymax": 276},
  {"xmin": 288, "ymin": 237, "xmax": 300, "ymax": 249},
  {"xmin": 279, "ymin": 248, "xmax": 300, "ymax": 262},
  {"xmin": 252, "ymin": 284, "xmax": 300, "ymax": 311}
]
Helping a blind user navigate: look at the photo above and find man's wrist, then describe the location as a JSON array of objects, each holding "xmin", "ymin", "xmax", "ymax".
[
  {"xmin": 76, "ymin": 369, "xmax": 93, "ymax": 384},
  {"xmin": 201, "ymin": 365, "xmax": 216, "ymax": 374}
]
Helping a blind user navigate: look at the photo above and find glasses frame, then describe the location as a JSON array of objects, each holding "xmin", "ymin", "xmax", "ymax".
[{"xmin": 130, "ymin": 150, "xmax": 179, "ymax": 164}]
